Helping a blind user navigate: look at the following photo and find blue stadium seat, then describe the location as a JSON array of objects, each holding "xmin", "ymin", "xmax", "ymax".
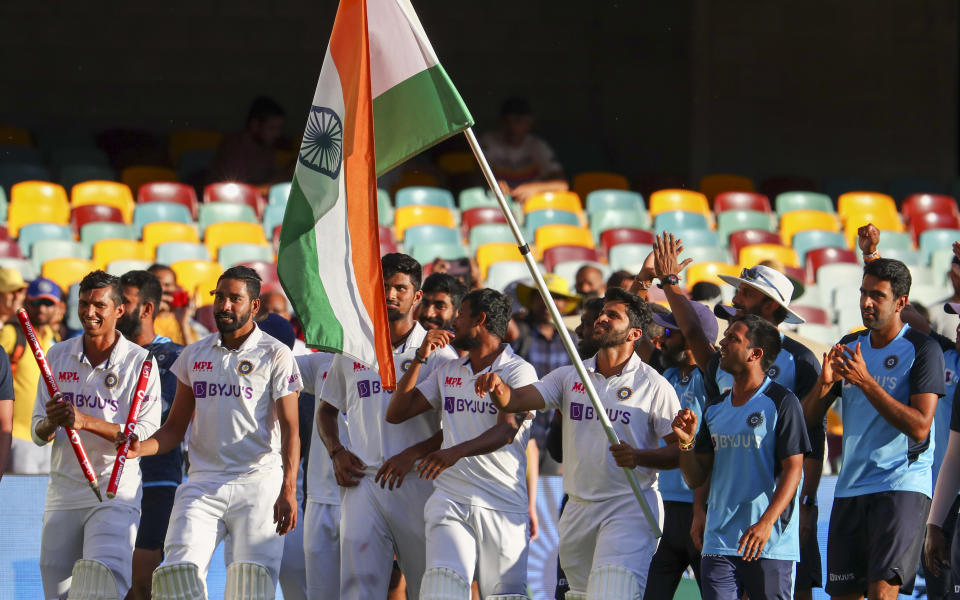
[
  {"xmin": 589, "ymin": 209, "xmax": 650, "ymax": 240},
  {"xmin": 792, "ymin": 230, "xmax": 847, "ymax": 264},
  {"xmin": 18, "ymin": 223, "xmax": 74, "ymax": 257},
  {"xmin": 403, "ymin": 225, "xmax": 460, "ymax": 250},
  {"xmin": 396, "ymin": 186, "xmax": 456, "ymax": 210},
  {"xmin": 198, "ymin": 203, "xmax": 257, "ymax": 233},
  {"xmin": 525, "ymin": 209, "xmax": 580, "ymax": 239},
  {"xmin": 218, "ymin": 243, "xmax": 273, "ymax": 269},
  {"xmin": 156, "ymin": 241, "xmax": 211, "ymax": 265},
  {"xmin": 268, "ymin": 182, "xmax": 292, "ymax": 207},
  {"xmin": 653, "ymin": 210, "xmax": 710, "ymax": 234},
  {"xmin": 410, "ymin": 242, "xmax": 468, "ymax": 264},
  {"xmin": 609, "ymin": 243, "xmax": 653, "ymax": 271},
  {"xmin": 30, "ymin": 240, "xmax": 90, "ymax": 273},
  {"xmin": 80, "ymin": 222, "xmax": 136, "ymax": 247},
  {"xmin": 585, "ymin": 189, "xmax": 645, "ymax": 214},
  {"xmin": 133, "ymin": 202, "xmax": 193, "ymax": 234},
  {"xmin": 919, "ymin": 229, "xmax": 960, "ymax": 266},
  {"xmin": 262, "ymin": 203, "xmax": 287, "ymax": 238}
]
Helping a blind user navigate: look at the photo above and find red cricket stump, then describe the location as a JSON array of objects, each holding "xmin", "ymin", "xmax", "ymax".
[
  {"xmin": 107, "ymin": 356, "xmax": 153, "ymax": 499},
  {"xmin": 17, "ymin": 308, "xmax": 103, "ymax": 502}
]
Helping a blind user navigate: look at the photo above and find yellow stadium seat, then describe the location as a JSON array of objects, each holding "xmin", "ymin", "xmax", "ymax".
[
  {"xmin": 837, "ymin": 192, "xmax": 897, "ymax": 223},
  {"xmin": 523, "ymin": 191, "xmax": 584, "ymax": 215},
  {"xmin": 738, "ymin": 244, "xmax": 800, "ymax": 268},
  {"xmin": 843, "ymin": 211, "xmax": 904, "ymax": 247},
  {"xmin": 685, "ymin": 262, "xmax": 741, "ymax": 287},
  {"xmin": 699, "ymin": 173, "xmax": 755, "ymax": 201},
  {"xmin": 42, "ymin": 257, "xmax": 95, "ymax": 290},
  {"xmin": 533, "ymin": 224, "xmax": 594, "ymax": 261},
  {"xmin": 0, "ymin": 125, "xmax": 33, "ymax": 146},
  {"xmin": 168, "ymin": 129, "xmax": 224, "ymax": 164},
  {"xmin": 120, "ymin": 165, "xmax": 178, "ymax": 197},
  {"xmin": 394, "ymin": 205, "xmax": 456, "ymax": 241},
  {"xmin": 171, "ymin": 259, "xmax": 222, "ymax": 296},
  {"xmin": 197, "ymin": 272, "xmax": 225, "ymax": 306},
  {"xmin": 572, "ymin": 172, "xmax": 629, "ymax": 200},
  {"xmin": 779, "ymin": 210, "xmax": 841, "ymax": 245},
  {"xmin": 92, "ymin": 239, "xmax": 150, "ymax": 270},
  {"xmin": 476, "ymin": 242, "xmax": 524, "ymax": 280},
  {"xmin": 649, "ymin": 189, "xmax": 711, "ymax": 219},
  {"xmin": 71, "ymin": 181, "xmax": 135, "ymax": 224},
  {"xmin": 204, "ymin": 221, "xmax": 269, "ymax": 257},
  {"xmin": 8, "ymin": 181, "xmax": 70, "ymax": 237},
  {"xmin": 142, "ymin": 222, "xmax": 200, "ymax": 253}
]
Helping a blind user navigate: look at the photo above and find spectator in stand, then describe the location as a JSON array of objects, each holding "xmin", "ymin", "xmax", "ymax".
[
  {"xmin": 0, "ymin": 267, "xmax": 27, "ymax": 325},
  {"xmin": 691, "ymin": 282, "xmax": 722, "ymax": 305},
  {"xmin": 929, "ymin": 249, "xmax": 960, "ymax": 337},
  {"xmin": 3, "ymin": 277, "xmax": 61, "ymax": 475},
  {"xmin": 146, "ymin": 264, "xmax": 209, "ymax": 346},
  {"xmin": 479, "ymin": 97, "xmax": 567, "ymax": 203},
  {"xmin": 606, "ymin": 270, "xmax": 635, "ymax": 292},
  {"xmin": 259, "ymin": 290, "xmax": 292, "ymax": 322},
  {"xmin": 209, "ymin": 96, "xmax": 291, "ymax": 186},
  {"xmin": 510, "ymin": 274, "xmax": 579, "ymax": 378},
  {"xmin": 574, "ymin": 264, "xmax": 606, "ymax": 299}
]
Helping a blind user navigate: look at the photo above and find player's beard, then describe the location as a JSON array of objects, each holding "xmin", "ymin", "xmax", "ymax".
[
  {"xmin": 577, "ymin": 336, "xmax": 600, "ymax": 359},
  {"xmin": 661, "ymin": 346, "xmax": 688, "ymax": 369},
  {"xmin": 116, "ymin": 305, "xmax": 142, "ymax": 340},
  {"xmin": 216, "ymin": 307, "xmax": 251, "ymax": 333},
  {"xmin": 452, "ymin": 330, "xmax": 478, "ymax": 351},
  {"xmin": 419, "ymin": 315, "xmax": 450, "ymax": 330},
  {"xmin": 594, "ymin": 325, "xmax": 630, "ymax": 348}
]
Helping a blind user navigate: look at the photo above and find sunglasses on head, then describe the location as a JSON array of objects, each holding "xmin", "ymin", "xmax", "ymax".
[{"xmin": 739, "ymin": 268, "xmax": 786, "ymax": 303}]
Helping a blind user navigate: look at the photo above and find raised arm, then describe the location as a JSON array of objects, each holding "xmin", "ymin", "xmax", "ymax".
[
  {"xmin": 801, "ymin": 346, "xmax": 842, "ymax": 429},
  {"xmin": 475, "ymin": 372, "xmax": 546, "ymax": 413},
  {"xmin": 385, "ymin": 329, "xmax": 452, "ymax": 424}
]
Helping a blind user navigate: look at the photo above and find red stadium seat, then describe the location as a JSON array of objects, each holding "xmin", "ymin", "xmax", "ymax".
[
  {"xmin": 713, "ymin": 192, "xmax": 772, "ymax": 215},
  {"xmin": 378, "ymin": 225, "xmax": 398, "ymax": 256},
  {"xmin": 599, "ymin": 228, "xmax": 654, "ymax": 255},
  {"xmin": 542, "ymin": 245, "xmax": 599, "ymax": 273},
  {"xmin": 139, "ymin": 182, "xmax": 199, "ymax": 220},
  {"xmin": 204, "ymin": 182, "xmax": 264, "ymax": 218},
  {"xmin": 729, "ymin": 230, "xmax": 782, "ymax": 263},
  {"xmin": 194, "ymin": 304, "xmax": 217, "ymax": 333},
  {"xmin": 461, "ymin": 207, "xmax": 508, "ymax": 237},
  {"xmin": 238, "ymin": 260, "xmax": 280, "ymax": 291},
  {"xmin": 0, "ymin": 227, "xmax": 11, "ymax": 242},
  {"xmin": 902, "ymin": 194, "xmax": 958, "ymax": 226},
  {"xmin": 71, "ymin": 204, "xmax": 125, "ymax": 235},
  {"xmin": 805, "ymin": 247, "xmax": 858, "ymax": 283},
  {"xmin": 791, "ymin": 305, "xmax": 829, "ymax": 325},
  {"xmin": 911, "ymin": 212, "xmax": 960, "ymax": 243},
  {"xmin": 0, "ymin": 240, "xmax": 23, "ymax": 259}
]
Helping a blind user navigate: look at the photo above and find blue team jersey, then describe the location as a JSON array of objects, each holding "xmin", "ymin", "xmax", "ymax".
[
  {"xmin": 695, "ymin": 379, "xmax": 811, "ymax": 560},
  {"xmin": 929, "ymin": 335, "xmax": 959, "ymax": 486},
  {"xmin": 660, "ymin": 366, "xmax": 709, "ymax": 503},
  {"xmin": 140, "ymin": 337, "xmax": 184, "ymax": 486},
  {"xmin": 832, "ymin": 325, "xmax": 944, "ymax": 498}
]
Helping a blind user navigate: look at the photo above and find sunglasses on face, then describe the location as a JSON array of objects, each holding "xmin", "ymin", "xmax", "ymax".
[
  {"xmin": 29, "ymin": 299, "xmax": 55, "ymax": 308},
  {"xmin": 739, "ymin": 268, "xmax": 786, "ymax": 303}
]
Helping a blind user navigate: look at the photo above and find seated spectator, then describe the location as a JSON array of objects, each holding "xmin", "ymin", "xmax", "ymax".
[
  {"xmin": 606, "ymin": 269, "xmax": 635, "ymax": 291},
  {"xmin": 574, "ymin": 264, "xmax": 606, "ymax": 299},
  {"xmin": 511, "ymin": 274, "xmax": 579, "ymax": 377},
  {"xmin": 208, "ymin": 96, "xmax": 291, "ymax": 185},
  {"xmin": 259, "ymin": 290, "xmax": 292, "ymax": 321},
  {"xmin": 146, "ymin": 264, "xmax": 209, "ymax": 346},
  {"xmin": 0, "ymin": 268, "xmax": 27, "ymax": 325}
]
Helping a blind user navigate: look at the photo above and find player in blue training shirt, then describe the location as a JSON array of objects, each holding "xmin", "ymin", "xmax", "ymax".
[
  {"xmin": 673, "ymin": 313, "xmax": 810, "ymax": 600},
  {"xmin": 803, "ymin": 257, "xmax": 944, "ymax": 600},
  {"xmin": 117, "ymin": 270, "xmax": 184, "ymax": 600}
]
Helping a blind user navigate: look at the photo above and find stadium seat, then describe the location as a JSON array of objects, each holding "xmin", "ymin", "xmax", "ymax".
[
  {"xmin": 930, "ymin": 248, "xmax": 955, "ymax": 284},
  {"xmin": 133, "ymin": 202, "xmax": 193, "ymax": 234},
  {"xmin": 779, "ymin": 210, "xmax": 841, "ymax": 246},
  {"xmin": 792, "ymin": 230, "xmax": 848, "ymax": 264},
  {"xmin": 257, "ymin": 203, "xmax": 284, "ymax": 239},
  {"xmin": 599, "ymin": 228, "xmax": 654, "ymax": 255},
  {"xmin": 609, "ymin": 243, "xmax": 653, "ymax": 271},
  {"xmin": 805, "ymin": 247, "xmax": 859, "ymax": 283},
  {"xmin": 585, "ymin": 189, "xmax": 644, "ymax": 215},
  {"xmin": 120, "ymin": 165, "xmax": 177, "ymax": 196},
  {"xmin": 902, "ymin": 194, "xmax": 958, "ymax": 227},
  {"xmin": 218, "ymin": 243, "xmax": 274, "ymax": 269},
  {"xmin": 673, "ymin": 228, "xmax": 722, "ymax": 249},
  {"xmin": 71, "ymin": 181, "xmax": 134, "ymax": 223},
  {"xmin": 395, "ymin": 186, "xmax": 456, "ymax": 210},
  {"xmin": 10, "ymin": 180, "xmax": 69, "ymax": 208},
  {"xmin": 728, "ymin": 230, "xmax": 781, "ymax": 260},
  {"xmin": 204, "ymin": 182, "xmax": 264, "ymax": 218},
  {"xmin": 911, "ymin": 212, "xmax": 960, "ymax": 243},
  {"xmin": 484, "ymin": 261, "xmax": 530, "ymax": 292},
  {"xmin": 888, "ymin": 176, "xmax": 943, "ymax": 204},
  {"xmin": 459, "ymin": 187, "xmax": 497, "ymax": 211},
  {"xmin": 8, "ymin": 181, "xmax": 70, "ymax": 236},
  {"xmin": 0, "ymin": 189, "xmax": 7, "ymax": 223},
  {"xmin": 138, "ymin": 182, "xmax": 199, "ymax": 219},
  {"xmin": 775, "ymin": 191, "xmax": 834, "ymax": 215},
  {"xmin": 142, "ymin": 222, "xmax": 200, "ymax": 253},
  {"xmin": 168, "ymin": 129, "xmax": 224, "ymax": 165},
  {"xmin": 0, "ymin": 125, "xmax": 33, "ymax": 146},
  {"xmin": 156, "ymin": 241, "xmax": 210, "ymax": 265},
  {"xmin": 524, "ymin": 191, "xmax": 583, "ymax": 215},
  {"xmin": 71, "ymin": 204, "xmax": 124, "ymax": 235},
  {"xmin": 685, "ymin": 262, "xmax": 740, "ymax": 287},
  {"xmin": 717, "ymin": 210, "xmax": 777, "ymax": 242},
  {"xmin": 461, "ymin": 207, "xmax": 508, "ymax": 237},
  {"xmin": 238, "ymin": 260, "xmax": 280, "ymax": 289},
  {"xmin": 403, "ymin": 225, "xmax": 460, "ymax": 251},
  {"xmin": 837, "ymin": 192, "xmax": 897, "ymax": 223},
  {"xmin": 410, "ymin": 242, "xmax": 468, "ymax": 264},
  {"xmin": 553, "ymin": 260, "xmax": 609, "ymax": 288},
  {"xmin": 0, "ymin": 226, "xmax": 10, "ymax": 242},
  {"xmin": 572, "ymin": 172, "xmax": 630, "ymax": 200},
  {"xmin": 0, "ymin": 164, "xmax": 52, "ymax": 195},
  {"xmin": 738, "ymin": 244, "xmax": 799, "ymax": 268},
  {"xmin": 653, "ymin": 210, "xmax": 710, "ymax": 234},
  {"xmin": 0, "ymin": 240, "xmax": 21, "ymax": 259},
  {"xmin": 435, "ymin": 151, "xmax": 477, "ymax": 175},
  {"xmin": 31, "ymin": 240, "xmax": 85, "ymax": 273},
  {"xmin": 525, "ymin": 209, "xmax": 581, "ymax": 239},
  {"xmin": 198, "ymin": 203, "xmax": 258, "ymax": 234},
  {"xmin": 378, "ymin": 188, "xmax": 394, "ymax": 227},
  {"xmin": 394, "ymin": 205, "xmax": 456, "ymax": 241},
  {"xmin": 542, "ymin": 246, "xmax": 599, "ymax": 273},
  {"xmin": 699, "ymin": 174, "xmax": 755, "ymax": 201},
  {"xmin": 713, "ymin": 191, "xmax": 771, "ymax": 215},
  {"xmin": 589, "ymin": 209, "xmax": 650, "ymax": 240},
  {"xmin": 204, "ymin": 222, "xmax": 268, "ymax": 258},
  {"xmin": 59, "ymin": 164, "xmax": 116, "ymax": 192},
  {"xmin": 758, "ymin": 175, "xmax": 818, "ymax": 201},
  {"xmin": 170, "ymin": 259, "xmax": 222, "ymax": 296},
  {"xmin": 269, "ymin": 182, "xmax": 292, "ymax": 207},
  {"xmin": 0, "ymin": 257, "xmax": 35, "ymax": 280},
  {"xmin": 649, "ymin": 190, "xmax": 711, "ymax": 219},
  {"xmin": 476, "ymin": 243, "xmax": 524, "ymax": 280},
  {"xmin": 684, "ymin": 245, "xmax": 732, "ymax": 265},
  {"xmin": 104, "ymin": 259, "xmax": 151, "ymax": 276},
  {"xmin": 843, "ymin": 211, "xmax": 904, "ymax": 247},
  {"xmin": 876, "ymin": 231, "xmax": 914, "ymax": 251},
  {"xmin": 18, "ymin": 223, "xmax": 74, "ymax": 257},
  {"xmin": 788, "ymin": 305, "xmax": 830, "ymax": 325},
  {"xmin": 92, "ymin": 239, "xmax": 150, "ymax": 270},
  {"xmin": 795, "ymin": 323, "xmax": 841, "ymax": 346},
  {"xmin": 80, "ymin": 222, "xmax": 135, "ymax": 247},
  {"xmin": 534, "ymin": 225, "xmax": 594, "ymax": 261},
  {"xmin": 919, "ymin": 229, "xmax": 960, "ymax": 266},
  {"xmin": 42, "ymin": 257, "xmax": 95, "ymax": 290},
  {"xmin": 468, "ymin": 224, "xmax": 514, "ymax": 254},
  {"xmin": 881, "ymin": 248, "xmax": 922, "ymax": 266}
]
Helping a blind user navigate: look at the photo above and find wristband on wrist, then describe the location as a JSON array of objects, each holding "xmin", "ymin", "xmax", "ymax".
[
  {"xmin": 415, "ymin": 349, "xmax": 428, "ymax": 364},
  {"xmin": 678, "ymin": 438, "xmax": 695, "ymax": 451},
  {"xmin": 863, "ymin": 250, "xmax": 880, "ymax": 260},
  {"xmin": 658, "ymin": 274, "xmax": 680, "ymax": 289}
]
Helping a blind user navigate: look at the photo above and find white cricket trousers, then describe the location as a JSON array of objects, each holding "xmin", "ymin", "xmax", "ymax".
[
  {"xmin": 339, "ymin": 474, "xmax": 433, "ymax": 600},
  {"xmin": 40, "ymin": 503, "xmax": 140, "ymax": 599},
  {"xmin": 423, "ymin": 490, "xmax": 529, "ymax": 597},
  {"xmin": 162, "ymin": 471, "xmax": 285, "ymax": 586},
  {"xmin": 303, "ymin": 502, "xmax": 340, "ymax": 600},
  {"xmin": 559, "ymin": 489, "xmax": 663, "ymax": 595}
]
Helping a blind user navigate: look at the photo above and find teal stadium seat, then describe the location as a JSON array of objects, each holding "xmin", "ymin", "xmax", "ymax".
[
  {"xmin": 378, "ymin": 188, "xmax": 394, "ymax": 227},
  {"xmin": 654, "ymin": 211, "xmax": 709, "ymax": 234},
  {"xmin": 156, "ymin": 241, "xmax": 210, "ymax": 265},
  {"xmin": 0, "ymin": 257, "xmax": 36, "ymax": 280},
  {"xmin": 218, "ymin": 243, "xmax": 273, "ymax": 269},
  {"xmin": 458, "ymin": 187, "xmax": 522, "ymax": 225},
  {"xmin": 0, "ymin": 187, "xmax": 7, "ymax": 222},
  {"xmin": 609, "ymin": 243, "xmax": 654, "ymax": 271},
  {"xmin": 18, "ymin": 223, "xmax": 74, "ymax": 257},
  {"xmin": 268, "ymin": 182, "xmax": 292, "ymax": 206},
  {"xmin": 80, "ymin": 222, "xmax": 135, "ymax": 247},
  {"xmin": 395, "ymin": 186, "xmax": 455, "ymax": 210},
  {"xmin": 589, "ymin": 209, "xmax": 649, "ymax": 241},
  {"xmin": 792, "ymin": 230, "xmax": 847, "ymax": 264},
  {"xmin": 263, "ymin": 203, "xmax": 287, "ymax": 238},
  {"xmin": 775, "ymin": 192, "xmax": 835, "ymax": 215},
  {"xmin": 133, "ymin": 202, "xmax": 193, "ymax": 234},
  {"xmin": 881, "ymin": 248, "xmax": 921, "ymax": 266},
  {"xmin": 717, "ymin": 210, "xmax": 777, "ymax": 242},
  {"xmin": 919, "ymin": 229, "xmax": 960, "ymax": 266},
  {"xmin": 410, "ymin": 242, "xmax": 468, "ymax": 264},
  {"xmin": 403, "ymin": 225, "xmax": 460, "ymax": 250},
  {"xmin": 31, "ymin": 240, "xmax": 90, "ymax": 273},
  {"xmin": 485, "ymin": 262, "xmax": 532, "ymax": 292},
  {"xmin": 198, "ymin": 203, "xmax": 257, "ymax": 233},
  {"xmin": 672, "ymin": 228, "xmax": 721, "ymax": 248},
  {"xmin": 469, "ymin": 224, "xmax": 514, "ymax": 254},
  {"xmin": 876, "ymin": 231, "xmax": 914, "ymax": 251},
  {"xmin": 585, "ymin": 189, "xmax": 645, "ymax": 214},
  {"xmin": 684, "ymin": 245, "xmax": 732, "ymax": 265},
  {"xmin": 525, "ymin": 209, "xmax": 580, "ymax": 239}
]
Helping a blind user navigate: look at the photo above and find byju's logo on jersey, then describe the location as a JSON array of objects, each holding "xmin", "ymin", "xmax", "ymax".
[
  {"xmin": 747, "ymin": 412, "xmax": 764, "ymax": 428},
  {"xmin": 194, "ymin": 382, "xmax": 207, "ymax": 398},
  {"xmin": 104, "ymin": 372, "xmax": 119, "ymax": 389},
  {"xmin": 356, "ymin": 380, "xmax": 382, "ymax": 398},
  {"xmin": 766, "ymin": 365, "xmax": 780, "ymax": 379},
  {"xmin": 444, "ymin": 397, "xmax": 455, "ymax": 413},
  {"xmin": 616, "ymin": 386, "xmax": 632, "ymax": 401},
  {"xmin": 568, "ymin": 401, "xmax": 631, "ymax": 424},
  {"xmin": 193, "ymin": 361, "xmax": 214, "ymax": 372},
  {"xmin": 237, "ymin": 360, "xmax": 254, "ymax": 375},
  {"xmin": 193, "ymin": 381, "xmax": 253, "ymax": 399},
  {"xmin": 883, "ymin": 355, "xmax": 899, "ymax": 369},
  {"xmin": 569, "ymin": 402, "xmax": 584, "ymax": 420}
]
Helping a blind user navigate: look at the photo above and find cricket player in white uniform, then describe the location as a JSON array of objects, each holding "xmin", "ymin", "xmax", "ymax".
[
  {"xmin": 318, "ymin": 253, "xmax": 457, "ymax": 600},
  {"xmin": 386, "ymin": 288, "xmax": 538, "ymax": 599},
  {"xmin": 124, "ymin": 265, "xmax": 301, "ymax": 598},
  {"xmin": 32, "ymin": 270, "xmax": 162, "ymax": 599},
  {"xmin": 477, "ymin": 288, "xmax": 681, "ymax": 600}
]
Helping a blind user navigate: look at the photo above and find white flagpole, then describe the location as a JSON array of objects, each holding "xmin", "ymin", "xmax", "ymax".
[{"xmin": 463, "ymin": 127, "xmax": 661, "ymax": 537}]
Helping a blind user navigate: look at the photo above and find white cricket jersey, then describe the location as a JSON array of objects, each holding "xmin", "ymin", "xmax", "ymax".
[
  {"xmin": 297, "ymin": 351, "xmax": 346, "ymax": 505},
  {"xmin": 322, "ymin": 322, "xmax": 456, "ymax": 475},
  {"xmin": 416, "ymin": 344, "xmax": 538, "ymax": 512},
  {"xmin": 31, "ymin": 333, "xmax": 162, "ymax": 510},
  {"xmin": 534, "ymin": 352, "xmax": 680, "ymax": 502},
  {"xmin": 171, "ymin": 326, "xmax": 302, "ymax": 480}
]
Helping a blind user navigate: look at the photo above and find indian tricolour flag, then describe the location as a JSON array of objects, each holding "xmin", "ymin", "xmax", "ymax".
[{"xmin": 278, "ymin": 0, "xmax": 473, "ymax": 389}]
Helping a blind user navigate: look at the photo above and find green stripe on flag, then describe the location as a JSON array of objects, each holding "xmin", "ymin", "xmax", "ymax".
[
  {"xmin": 277, "ymin": 175, "xmax": 344, "ymax": 352},
  {"xmin": 373, "ymin": 63, "xmax": 474, "ymax": 176}
]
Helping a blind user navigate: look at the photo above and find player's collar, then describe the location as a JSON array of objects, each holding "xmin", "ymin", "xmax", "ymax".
[
  {"xmin": 74, "ymin": 331, "xmax": 133, "ymax": 370},
  {"xmin": 212, "ymin": 324, "xmax": 263, "ymax": 352},
  {"xmin": 461, "ymin": 342, "xmax": 513, "ymax": 373},
  {"xmin": 395, "ymin": 321, "xmax": 426, "ymax": 355},
  {"xmin": 584, "ymin": 351, "xmax": 643, "ymax": 377}
]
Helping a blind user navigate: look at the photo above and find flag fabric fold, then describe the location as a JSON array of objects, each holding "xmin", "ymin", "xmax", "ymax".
[{"xmin": 278, "ymin": 0, "xmax": 473, "ymax": 389}]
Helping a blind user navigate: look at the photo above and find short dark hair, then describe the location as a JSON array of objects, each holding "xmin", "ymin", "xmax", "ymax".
[
  {"xmin": 218, "ymin": 265, "xmax": 262, "ymax": 299},
  {"xmin": 247, "ymin": 96, "xmax": 285, "ymax": 123},
  {"xmin": 645, "ymin": 302, "xmax": 670, "ymax": 339},
  {"xmin": 690, "ymin": 281, "xmax": 721, "ymax": 302},
  {"xmin": 582, "ymin": 296, "xmax": 605, "ymax": 316},
  {"xmin": 603, "ymin": 287, "xmax": 651, "ymax": 332},
  {"xmin": 606, "ymin": 270, "xmax": 634, "ymax": 290},
  {"xmin": 863, "ymin": 258, "xmax": 912, "ymax": 299},
  {"xmin": 119, "ymin": 270, "xmax": 162, "ymax": 309},
  {"xmin": 463, "ymin": 288, "xmax": 512, "ymax": 339},
  {"xmin": 733, "ymin": 314, "xmax": 782, "ymax": 371},
  {"xmin": 382, "ymin": 253, "xmax": 422, "ymax": 291},
  {"xmin": 147, "ymin": 263, "xmax": 174, "ymax": 276},
  {"xmin": 421, "ymin": 273, "xmax": 467, "ymax": 310},
  {"xmin": 78, "ymin": 270, "xmax": 123, "ymax": 307}
]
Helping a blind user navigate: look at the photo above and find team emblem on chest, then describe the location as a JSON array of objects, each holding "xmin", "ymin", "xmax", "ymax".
[
  {"xmin": 746, "ymin": 411, "xmax": 764, "ymax": 428},
  {"xmin": 104, "ymin": 372, "xmax": 119, "ymax": 389},
  {"xmin": 616, "ymin": 386, "xmax": 633, "ymax": 401},
  {"xmin": 401, "ymin": 359, "xmax": 413, "ymax": 373},
  {"xmin": 237, "ymin": 360, "xmax": 254, "ymax": 375},
  {"xmin": 883, "ymin": 355, "xmax": 898, "ymax": 369}
]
